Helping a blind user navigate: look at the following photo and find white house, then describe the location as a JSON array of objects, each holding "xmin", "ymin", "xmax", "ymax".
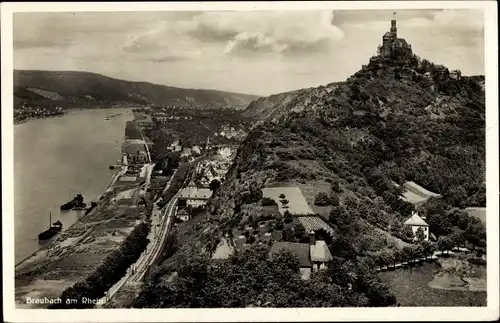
[
  {"xmin": 404, "ymin": 211, "xmax": 429, "ymax": 241},
  {"xmin": 178, "ymin": 187, "xmax": 213, "ymax": 208},
  {"xmin": 176, "ymin": 207, "xmax": 190, "ymax": 222}
]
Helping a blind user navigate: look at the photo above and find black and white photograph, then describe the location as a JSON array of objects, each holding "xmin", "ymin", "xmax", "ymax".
[{"xmin": 2, "ymin": 1, "xmax": 498, "ymax": 322}]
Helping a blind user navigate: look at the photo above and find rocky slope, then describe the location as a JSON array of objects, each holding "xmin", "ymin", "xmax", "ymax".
[
  {"xmin": 14, "ymin": 70, "xmax": 259, "ymax": 110},
  {"xmin": 242, "ymin": 82, "xmax": 343, "ymax": 123}
]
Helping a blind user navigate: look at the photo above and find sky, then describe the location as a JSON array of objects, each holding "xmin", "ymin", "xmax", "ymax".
[{"xmin": 13, "ymin": 9, "xmax": 484, "ymax": 96}]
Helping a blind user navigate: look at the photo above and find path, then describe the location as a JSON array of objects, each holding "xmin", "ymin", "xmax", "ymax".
[{"xmin": 375, "ymin": 248, "xmax": 472, "ymax": 272}]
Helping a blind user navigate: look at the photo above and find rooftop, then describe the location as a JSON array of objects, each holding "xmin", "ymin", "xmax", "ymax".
[
  {"xmin": 269, "ymin": 242, "xmax": 312, "ymax": 268},
  {"xmin": 179, "ymin": 187, "xmax": 213, "ymax": 200},
  {"xmin": 310, "ymin": 240, "xmax": 333, "ymax": 263},
  {"xmin": 404, "ymin": 212, "xmax": 429, "ymax": 226}
]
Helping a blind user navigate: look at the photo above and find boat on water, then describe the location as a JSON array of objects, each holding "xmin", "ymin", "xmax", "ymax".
[
  {"xmin": 38, "ymin": 212, "xmax": 63, "ymax": 240},
  {"xmin": 60, "ymin": 194, "xmax": 87, "ymax": 211}
]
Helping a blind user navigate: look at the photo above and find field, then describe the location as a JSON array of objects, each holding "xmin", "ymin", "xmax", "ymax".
[
  {"xmin": 379, "ymin": 256, "xmax": 487, "ymax": 307},
  {"xmin": 395, "ymin": 181, "xmax": 441, "ymax": 206},
  {"xmin": 262, "ymin": 186, "xmax": 314, "ymax": 215},
  {"xmin": 465, "ymin": 207, "xmax": 486, "ymax": 224}
]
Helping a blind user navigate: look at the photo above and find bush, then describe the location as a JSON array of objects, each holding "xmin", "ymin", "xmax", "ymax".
[
  {"xmin": 314, "ymin": 192, "xmax": 338, "ymax": 206},
  {"xmin": 261, "ymin": 197, "xmax": 277, "ymax": 206}
]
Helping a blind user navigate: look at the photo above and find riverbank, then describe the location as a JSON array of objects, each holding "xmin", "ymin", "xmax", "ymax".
[
  {"xmin": 15, "ymin": 114, "xmax": 151, "ymax": 308},
  {"xmin": 14, "ymin": 112, "xmax": 67, "ymax": 125},
  {"xmin": 14, "ymin": 166, "xmax": 125, "ymax": 267}
]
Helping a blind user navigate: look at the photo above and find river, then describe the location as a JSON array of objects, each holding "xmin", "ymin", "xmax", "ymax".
[{"xmin": 14, "ymin": 108, "xmax": 134, "ymax": 264}]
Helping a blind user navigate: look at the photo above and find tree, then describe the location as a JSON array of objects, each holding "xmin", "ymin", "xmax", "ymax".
[
  {"xmin": 279, "ymin": 193, "xmax": 286, "ymax": 199},
  {"xmin": 413, "ymin": 244, "xmax": 424, "ymax": 263},
  {"xmin": 378, "ymin": 250, "xmax": 395, "ymax": 270},
  {"xmin": 314, "ymin": 192, "xmax": 335, "ymax": 206},
  {"xmin": 437, "ymin": 236, "xmax": 453, "ymax": 255},
  {"xmin": 450, "ymin": 231, "xmax": 466, "ymax": 250},
  {"xmin": 464, "ymin": 219, "xmax": 486, "ymax": 250},
  {"xmin": 281, "ymin": 199, "xmax": 289, "ymax": 209},
  {"xmin": 401, "ymin": 225, "xmax": 415, "ymax": 241},
  {"xmin": 293, "ymin": 223, "xmax": 308, "ymax": 242},
  {"xmin": 420, "ymin": 240, "xmax": 435, "ymax": 260},
  {"xmin": 448, "ymin": 185, "xmax": 468, "ymax": 208},
  {"xmin": 415, "ymin": 227, "xmax": 426, "ymax": 242},
  {"xmin": 427, "ymin": 213, "xmax": 453, "ymax": 237},
  {"xmin": 282, "ymin": 227, "xmax": 295, "ymax": 242},
  {"xmin": 261, "ymin": 197, "xmax": 277, "ymax": 206},
  {"xmin": 331, "ymin": 179, "xmax": 342, "ymax": 193},
  {"xmin": 209, "ymin": 179, "xmax": 221, "ymax": 192},
  {"xmin": 402, "ymin": 246, "xmax": 413, "ymax": 272},
  {"xmin": 328, "ymin": 205, "xmax": 350, "ymax": 232},
  {"xmin": 284, "ymin": 211, "xmax": 293, "ymax": 224}
]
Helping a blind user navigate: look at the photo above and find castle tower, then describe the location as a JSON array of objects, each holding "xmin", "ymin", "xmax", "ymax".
[{"xmin": 390, "ymin": 12, "xmax": 397, "ymax": 38}]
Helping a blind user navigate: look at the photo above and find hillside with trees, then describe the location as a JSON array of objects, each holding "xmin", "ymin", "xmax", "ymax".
[
  {"xmin": 14, "ymin": 70, "xmax": 259, "ymax": 112},
  {"xmin": 131, "ymin": 48, "xmax": 485, "ymax": 308}
]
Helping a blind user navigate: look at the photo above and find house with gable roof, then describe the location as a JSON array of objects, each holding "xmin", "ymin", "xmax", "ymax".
[
  {"xmin": 269, "ymin": 231, "xmax": 333, "ymax": 280},
  {"xmin": 404, "ymin": 211, "xmax": 429, "ymax": 241}
]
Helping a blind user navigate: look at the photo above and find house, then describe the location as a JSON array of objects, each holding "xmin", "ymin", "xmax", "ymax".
[
  {"xmin": 168, "ymin": 140, "xmax": 182, "ymax": 152},
  {"xmin": 269, "ymin": 231, "xmax": 333, "ymax": 280},
  {"xmin": 269, "ymin": 242, "xmax": 313, "ymax": 280},
  {"xmin": 178, "ymin": 187, "xmax": 213, "ymax": 207},
  {"xmin": 309, "ymin": 235, "xmax": 333, "ymax": 271},
  {"xmin": 404, "ymin": 211, "xmax": 430, "ymax": 241},
  {"xmin": 176, "ymin": 207, "xmax": 190, "ymax": 222}
]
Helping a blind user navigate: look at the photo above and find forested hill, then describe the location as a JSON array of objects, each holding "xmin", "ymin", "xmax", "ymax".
[
  {"xmin": 14, "ymin": 70, "xmax": 259, "ymax": 109},
  {"xmin": 133, "ymin": 52, "xmax": 485, "ymax": 308},
  {"xmin": 228, "ymin": 54, "xmax": 485, "ymax": 209}
]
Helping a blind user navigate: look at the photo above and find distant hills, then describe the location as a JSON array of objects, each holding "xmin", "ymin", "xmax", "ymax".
[{"xmin": 14, "ymin": 70, "xmax": 260, "ymax": 110}]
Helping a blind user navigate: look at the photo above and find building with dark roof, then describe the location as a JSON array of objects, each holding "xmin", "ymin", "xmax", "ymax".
[{"xmin": 268, "ymin": 231, "xmax": 333, "ymax": 280}]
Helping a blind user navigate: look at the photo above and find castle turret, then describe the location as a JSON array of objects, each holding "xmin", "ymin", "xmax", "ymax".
[{"xmin": 390, "ymin": 12, "xmax": 397, "ymax": 38}]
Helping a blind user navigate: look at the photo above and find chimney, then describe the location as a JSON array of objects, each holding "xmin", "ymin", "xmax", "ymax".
[{"xmin": 309, "ymin": 230, "xmax": 316, "ymax": 246}]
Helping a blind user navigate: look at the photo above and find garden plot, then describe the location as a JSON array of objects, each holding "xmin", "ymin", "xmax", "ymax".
[
  {"xmin": 262, "ymin": 186, "xmax": 314, "ymax": 215},
  {"xmin": 297, "ymin": 216, "xmax": 334, "ymax": 236},
  {"xmin": 394, "ymin": 181, "xmax": 441, "ymax": 206}
]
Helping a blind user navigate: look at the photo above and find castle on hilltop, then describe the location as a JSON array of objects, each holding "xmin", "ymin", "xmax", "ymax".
[{"xmin": 377, "ymin": 13, "xmax": 413, "ymax": 58}]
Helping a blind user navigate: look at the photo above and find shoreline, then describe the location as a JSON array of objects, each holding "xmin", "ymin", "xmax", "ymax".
[
  {"xmin": 14, "ymin": 106, "xmax": 135, "ymax": 125},
  {"xmin": 14, "ymin": 165, "xmax": 125, "ymax": 268},
  {"xmin": 14, "ymin": 112, "xmax": 67, "ymax": 125}
]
